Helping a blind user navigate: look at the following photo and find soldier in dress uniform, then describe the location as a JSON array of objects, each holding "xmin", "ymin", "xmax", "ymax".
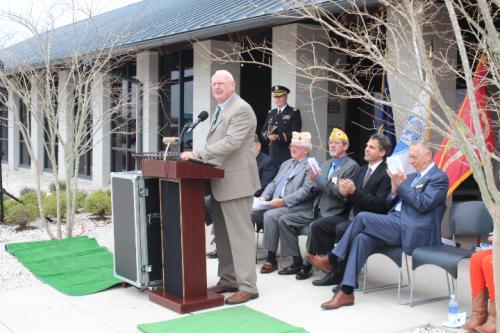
[{"xmin": 261, "ymin": 85, "xmax": 302, "ymax": 166}]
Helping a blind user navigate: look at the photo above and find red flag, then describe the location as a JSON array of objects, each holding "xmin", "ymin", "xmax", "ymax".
[{"xmin": 435, "ymin": 57, "xmax": 494, "ymax": 196}]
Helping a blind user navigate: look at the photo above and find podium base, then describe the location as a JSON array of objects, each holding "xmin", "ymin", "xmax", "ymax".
[{"xmin": 148, "ymin": 289, "xmax": 225, "ymax": 314}]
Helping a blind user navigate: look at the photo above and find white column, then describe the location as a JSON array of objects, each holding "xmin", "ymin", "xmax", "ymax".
[
  {"xmin": 30, "ymin": 81, "xmax": 45, "ymax": 172},
  {"xmin": 386, "ymin": 4, "xmax": 456, "ymax": 143},
  {"xmin": 57, "ymin": 70, "xmax": 74, "ymax": 179},
  {"xmin": 91, "ymin": 72, "xmax": 111, "ymax": 187},
  {"xmin": 272, "ymin": 24, "xmax": 329, "ymax": 161},
  {"xmin": 7, "ymin": 89, "xmax": 19, "ymax": 170},
  {"xmin": 192, "ymin": 40, "xmax": 240, "ymax": 151},
  {"xmin": 136, "ymin": 50, "xmax": 159, "ymax": 153}
]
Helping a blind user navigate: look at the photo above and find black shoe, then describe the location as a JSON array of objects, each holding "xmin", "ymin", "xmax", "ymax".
[
  {"xmin": 206, "ymin": 250, "xmax": 218, "ymax": 259},
  {"xmin": 278, "ymin": 265, "xmax": 302, "ymax": 275},
  {"xmin": 312, "ymin": 272, "xmax": 342, "ymax": 286},
  {"xmin": 295, "ymin": 265, "xmax": 313, "ymax": 280}
]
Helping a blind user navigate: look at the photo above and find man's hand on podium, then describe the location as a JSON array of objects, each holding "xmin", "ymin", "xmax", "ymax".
[{"xmin": 180, "ymin": 151, "xmax": 200, "ymax": 161}]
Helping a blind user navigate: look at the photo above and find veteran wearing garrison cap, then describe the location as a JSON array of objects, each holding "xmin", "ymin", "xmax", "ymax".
[
  {"xmin": 272, "ymin": 128, "xmax": 359, "ymax": 279},
  {"xmin": 254, "ymin": 131, "xmax": 316, "ymax": 275},
  {"xmin": 260, "ymin": 85, "xmax": 302, "ymax": 166}
]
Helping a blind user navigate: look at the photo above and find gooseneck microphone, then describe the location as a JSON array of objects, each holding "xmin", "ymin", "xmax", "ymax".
[{"xmin": 186, "ymin": 111, "xmax": 209, "ymax": 132}]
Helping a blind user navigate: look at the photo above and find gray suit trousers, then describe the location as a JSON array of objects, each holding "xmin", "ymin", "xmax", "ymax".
[
  {"xmin": 333, "ymin": 211, "xmax": 402, "ymax": 288},
  {"xmin": 253, "ymin": 205, "xmax": 304, "ymax": 254},
  {"xmin": 277, "ymin": 211, "xmax": 314, "ymax": 257},
  {"xmin": 212, "ymin": 196, "xmax": 257, "ymax": 293}
]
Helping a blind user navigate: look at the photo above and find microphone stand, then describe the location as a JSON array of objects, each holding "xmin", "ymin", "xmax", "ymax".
[{"xmin": 178, "ymin": 121, "xmax": 192, "ymax": 153}]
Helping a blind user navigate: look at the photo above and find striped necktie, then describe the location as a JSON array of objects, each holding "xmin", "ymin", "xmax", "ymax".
[{"xmin": 210, "ymin": 106, "xmax": 221, "ymax": 130}]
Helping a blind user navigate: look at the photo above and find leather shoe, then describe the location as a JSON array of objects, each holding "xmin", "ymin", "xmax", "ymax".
[
  {"xmin": 260, "ymin": 261, "xmax": 278, "ymax": 274},
  {"xmin": 321, "ymin": 290, "xmax": 354, "ymax": 310},
  {"xmin": 225, "ymin": 290, "xmax": 259, "ymax": 305},
  {"xmin": 312, "ymin": 272, "xmax": 342, "ymax": 286},
  {"xmin": 278, "ymin": 265, "xmax": 302, "ymax": 275},
  {"xmin": 207, "ymin": 283, "xmax": 238, "ymax": 294},
  {"xmin": 306, "ymin": 253, "xmax": 332, "ymax": 273},
  {"xmin": 206, "ymin": 250, "xmax": 218, "ymax": 259},
  {"xmin": 295, "ymin": 265, "xmax": 313, "ymax": 280}
]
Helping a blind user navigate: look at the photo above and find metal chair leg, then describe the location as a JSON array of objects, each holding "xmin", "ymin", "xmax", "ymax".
[{"xmin": 409, "ymin": 270, "xmax": 415, "ymax": 307}]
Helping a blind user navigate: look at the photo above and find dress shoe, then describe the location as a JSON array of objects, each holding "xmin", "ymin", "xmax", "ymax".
[
  {"xmin": 207, "ymin": 283, "xmax": 238, "ymax": 294},
  {"xmin": 260, "ymin": 261, "xmax": 278, "ymax": 274},
  {"xmin": 295, "ymin": 265, "xmax": 313, "ymax": 280},
  {"xmin": 278, "ymin": 265, "xmax": 302, "ymax": 275},
  {"xmin": 321, "ymin": 290, "xmax": 354, "ymax": 310},
  {"xmin": 206, "ymin": 250, "xmax": 218, "ymax": 259},
  {"xmin": 225, "ymin": 290, "xmax": 259, "ymax": 305},
  {"xmin": 306, "ymin": 253, "xmax": 332, "ymax": 273},
  {"xmin": 312, "ymin": 272, "xmax": 342, "ymax": 286}
]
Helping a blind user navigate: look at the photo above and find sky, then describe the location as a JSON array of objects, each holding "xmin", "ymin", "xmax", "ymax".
[{"xmin": 0, "ymin": 0, "xmax": 140, "ymax": 46}]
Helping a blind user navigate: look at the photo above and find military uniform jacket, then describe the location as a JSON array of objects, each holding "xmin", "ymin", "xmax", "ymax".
[{"xmin": 260, "ymin": 105, "xmax": 301, "ymax": 165}]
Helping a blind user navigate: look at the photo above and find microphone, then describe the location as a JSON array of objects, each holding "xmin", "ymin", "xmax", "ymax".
[{"xmin": 186, "ymin": 111, "xmax": 209, "ymax": 132}]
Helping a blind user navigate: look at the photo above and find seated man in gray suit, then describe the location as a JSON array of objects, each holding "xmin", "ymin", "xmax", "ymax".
[
  {"xmin": 276, "ymin": 128, "xmax": 359, "ymax": 276},
  {"xmin": 308, "ymin": 142, "xmax": 449, "ymax": 310},
  {"xmin": 254, "ymin": 131, "xmax": 315, "ymax": 274}
]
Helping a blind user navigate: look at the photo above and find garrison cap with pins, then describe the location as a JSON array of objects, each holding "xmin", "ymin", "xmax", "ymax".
[
  {"xmin": 329, "ymin": 128, "xmax": 349, "ymax": 143},
  {"xmin": 291, "ymin": 131, "xmax": 312, "ymax": 144},
  {"xmin": 271, "ymin": 85, "xmax": 290, "ymax": 97}
]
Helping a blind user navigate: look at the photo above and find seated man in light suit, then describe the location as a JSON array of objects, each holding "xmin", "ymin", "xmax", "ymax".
[
  {"xmin": 276, "ymin": 128, "xmax": 359, "ymax": 277},
  {"xmin": 254, "ymin": 131, "xmax": 315, "ymax": 274},
  {"xmin": 308, "ymin": 142, "xmax": 449, "ymax": 310}
]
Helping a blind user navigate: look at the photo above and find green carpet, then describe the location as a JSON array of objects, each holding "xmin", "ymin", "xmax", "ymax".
[
  {"xmin": 137, "ymin": 306, "xmax": 308, "ymax": 333},
  {"xmin": 5, "ymin": 236, "xmax": 120, "ymax": 296}
]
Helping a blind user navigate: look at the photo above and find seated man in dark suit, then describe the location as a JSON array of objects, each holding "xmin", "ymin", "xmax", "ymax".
[
  {"xmin": 206, "ymin": 134, "xmax": 278, "ymax": 258},
  {"xmin": 307, "ymin": 142, "xmax": 449, "ymax": 309},
  {"xmin": 306, "ymin": 133, "xmax": 392, "ymax": 286}
]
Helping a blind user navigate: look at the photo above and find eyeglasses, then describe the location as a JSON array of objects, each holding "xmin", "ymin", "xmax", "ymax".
[{"xmin": 211, "ymin": 81, "xmax": 230, "ymax": 87}]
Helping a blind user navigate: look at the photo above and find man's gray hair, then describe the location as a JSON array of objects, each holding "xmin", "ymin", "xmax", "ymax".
[
  {"xmin": 411, "ymin": 141, "xmax": 434, "ymax": 157},
  {"xmin": 213, "ymin": 69, "xmax": 234, "ymax": 82}
]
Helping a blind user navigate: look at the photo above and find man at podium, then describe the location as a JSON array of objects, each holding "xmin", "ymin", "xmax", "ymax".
[{"xmin": 181, "ymin": 70, "xmax": 260, "ymax": 305}]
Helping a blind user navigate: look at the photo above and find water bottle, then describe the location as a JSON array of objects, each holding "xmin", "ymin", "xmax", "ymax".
[{"xmin": 448, "ymin": 294, "xmax": 458, "ymax": 325}]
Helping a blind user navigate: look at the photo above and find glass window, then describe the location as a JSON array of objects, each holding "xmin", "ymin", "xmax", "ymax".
[
  {"xmin": 158, "ymin": 49, "xmax": 193, "ymax": 150},
  {"xmin": 19, "ymin": 101, "xmax": 31, "ymax": 166},
  {"xmin": 110, "ymin": 61, "xmax": 140, "ymax": 172}
]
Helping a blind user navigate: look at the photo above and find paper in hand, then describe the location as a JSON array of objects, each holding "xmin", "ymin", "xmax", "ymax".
[
  {"xmin": 386, "ymin": 154, "xmax": 415, "ymax": 175},
  {"xmin": 252, "ymin": 197, "xmax": 270, "ymax": 210},
  {"xmin": 307, "ymin": 157, "xmax": 321, "ymax": 173}
]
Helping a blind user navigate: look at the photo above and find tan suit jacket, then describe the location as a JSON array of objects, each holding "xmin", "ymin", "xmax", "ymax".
[{"xmin": 199, "ymin": 94, "xmax": 260, "ymax": 202}]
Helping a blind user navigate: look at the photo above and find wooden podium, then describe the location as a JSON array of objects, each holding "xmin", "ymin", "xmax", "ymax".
[{"xmin": 141, "ymin": 159, "xmax": 224, "ymax": 313}]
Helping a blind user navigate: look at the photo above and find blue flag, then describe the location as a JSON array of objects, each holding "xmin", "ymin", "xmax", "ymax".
[{"xmin": 374, "ymin": 76, "xmax": 396, "ymax": 154}]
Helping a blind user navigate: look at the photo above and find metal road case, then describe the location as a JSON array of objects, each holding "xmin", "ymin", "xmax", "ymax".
[{"xmin": 111, "ymin": 171, "xmax": 162, "ymax": 288}]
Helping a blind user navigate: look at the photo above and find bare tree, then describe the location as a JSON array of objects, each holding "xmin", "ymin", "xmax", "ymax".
[
  {"xmin": 0, "ymin": 1, "xmax": 143, "ymax": 238},
  {"xmin": 198, "ymin": 0, "xmax": 499, "ymax": 316}
]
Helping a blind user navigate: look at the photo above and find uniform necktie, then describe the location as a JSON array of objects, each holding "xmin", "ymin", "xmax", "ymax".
[{"xmin": 362, "ymin": 167, "xmax": 372, "ymax": 188}]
